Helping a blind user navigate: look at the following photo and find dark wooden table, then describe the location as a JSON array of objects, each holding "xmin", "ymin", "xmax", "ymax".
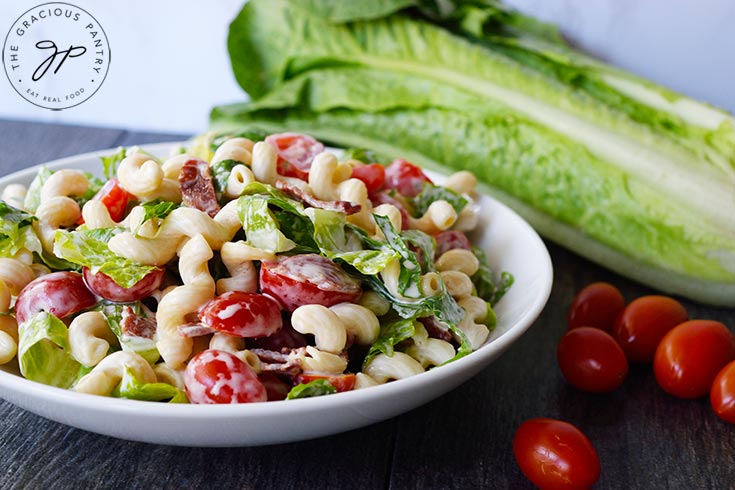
[{"xmin": 0, "ymin": 118, "xmax": 733, "ymax": 490}]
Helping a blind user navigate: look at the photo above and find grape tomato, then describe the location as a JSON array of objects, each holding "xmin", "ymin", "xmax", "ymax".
[
  {"xmin": 557, "ymin": 327, "xmax": 628, "ymax": 393},
  {"xmin": 711, "ymin": 360, "xmax": 735, "ymax": 424},
  {"xmin": 383, "ymin": 159, "xmax": 433, "ymax": 197},
  {"xmin": 83, "ymin": 266, "xmax": 164, "ymax": 302},
  {"xmin": 265, "ymin": 133, "xmax": 324, "ymax": 180},
  {"xmin": 15, "ymin": 271, "xmax": 97, "ymax": 324},
  {"xmin": 567, "ymin": 282, "xmax": 625, "ymax": 332},
  {"xmin": 350, "ymin": 163, "xmax": 385, "ymax": 193},
  {"xmin": 184, "ymin": 349, "xmax": 267, "ymax": 404},
  {"xmin": 613, "ymin": 295, "xmax": 688, "ymax": 363},
  {"xmin": 654, "ymin": 320, "xmax": 735, "ymax": 399},
  {"xmin": 259, "ymin": 254, "xmax": 362, "ymax": 311},
  {"xmin": 198, "ymin": 291, "xmax": 282, "ymax": 338},
  {"xmin": 513, "ymin": 418, "xmax": 600, "ymax": 490}
]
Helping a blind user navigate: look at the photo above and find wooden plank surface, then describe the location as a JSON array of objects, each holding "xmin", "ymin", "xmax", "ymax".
[{"xmin": 0, "ymin": 119, "xmax": 733, "ymax": 489}]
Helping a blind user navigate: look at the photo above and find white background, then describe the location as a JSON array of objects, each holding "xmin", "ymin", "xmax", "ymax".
[{"xmin": 1, "ymin": 0, "xmax": 734, "ymax": 134}]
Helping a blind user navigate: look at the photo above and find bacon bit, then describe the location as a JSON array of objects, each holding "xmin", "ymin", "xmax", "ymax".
[
  {"xmin": 178, "ymin": 322, "xmax": 216, "ymax": 338},
  {"xmin": 121, "ymin": 306, "xmax": 157, "ymax": 339},
  {"xmin": 179, "ymin": 159, "xmax": 221, "ymax": 217},
  {"xmin": 419, "ymin": 316, "xmax": 453, "ymax": 343},
  {"xmin": 275, "ymin": 179, "xmax": 361, "ymax": 215},
  {"xmin": 251, "ymin": 347, "xmax": 303, "ymax": 377}
]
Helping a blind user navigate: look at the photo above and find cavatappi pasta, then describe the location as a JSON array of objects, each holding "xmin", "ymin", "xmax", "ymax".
[{"xmin": 0, "ymin": 131, "xmax": 512, "ymax": 403}]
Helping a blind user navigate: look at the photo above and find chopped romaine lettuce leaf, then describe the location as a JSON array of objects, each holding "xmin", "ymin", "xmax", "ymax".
[
  {"xmin": 17, "ymin": 312, "xmax": 86, "ymax": 389},
  {"xmin": 54, "ymin": 228, "xmax": 158, "ymax": 288},
  {"xmin": 210, "ymin": 159, "xmax": 240, "ymax": 198},
  {"xmin": 100, "ymin": 147, "xmax": 126, "ymax": 180},
  {"xmin": 100, "ymin": 302, "xmax": 159, "ymax": 364},
  {"xmin": 286, "ymin": 378, "xmax": 337, "ymax": 399},
  {"xmin": 23, "ymin": 166, "xmax": 53, "ymax": 213},
  {"xmin": 238, "ymin": 182, "xmax": 319, "ymax": 252},
  {"xmin": 363, "ymin": 319, "xmax": 416, "ymax": 369},
  {"xmin": 373, "ymin": 214, "xmax": 422, "ymax": 298},
  {"xmin": 238, "ymin": 196, "xmax": 297, "ymax": 253},
  {"xmin": 340, "ymin": 147, "xmax": 381, "ymax": 164},
  {"xmin": 0, "ymin": 201, "xmax": 42, "ymax": 258},
  {"xmin": 400, "ymin": 229, "xmax": 436, "ymax": 273},
  {"xmin": 138, "ymin": 199, "xmax": 178, "ymax": 236},
  {"xmin": 112, "ymin": 366, "xmax": 188, "ymax": 403},
  {"xmin": 471, "ymin": 246, "xmax": 514, "ymax": 305},
  {"xmin": 360, "ymin": 270, "xmax": 464, "ymax": 327},
  {"xmin": 77, "ymin": 172, "xmax": 105, "ymax": 208},
  {"xmin": 308, "ymin": 208, "xmax": 396, "ymax": 274},
  {"xmin": 444, "ymin": 322, "xmax": 473, "ymax": 363},
  {"xmin": 412, "ymin": 183, "xmax": 468, "ymax": 216}
]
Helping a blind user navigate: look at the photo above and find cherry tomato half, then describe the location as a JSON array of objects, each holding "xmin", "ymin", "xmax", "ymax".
[
  {"xmin": 184, "ymin": 349, "xmax": 267, "ymax": 404},
  {"xmin": 654, "ymin": 320, "xmax": 735, "ymax": 399},
  {"xmin": 557, "ymin": 327, "xmax": 629, "ymax": 393},
  {"xmin": 567, "ymin": 282, "xmax": 625, "ymax": 332},
  {"xmin": 383, "ymin": 159, "xmax": 433, "ymax": 198},
  {"xmin": 83, "ymin": 266, "xmax": 164, "ymax": 302},
  {"xmin": 198, "ymin": 291, "xmax": 283, "ymax": 338},
  {"xmin": 259, "ymin": 254, "xmax": 362, "ymax": 312},
  {"xmin": 265, "ymin": 132, "xmax": 324, "ymax": 181},
  {"xmin": 613, "ymin": 295, "xmax": 688, "ymax": 363},
  {"xmin": 15, "ymin": 271, "xmax": 97, "ymax": 324},
  {"xmin": 77, "ymin": 178, "xmax": 132, "ymax": 225},
  {"xmin": 350, "ymin": 163, "xmax": 385, "ymax": 194},
  {"xmin": 711, "ymin": 360, "xmax": 735, "ymax": 424},
  {"xmin": 433, "ymin": 230, "xmax": 471, "ymax": 258},
  {"xmin": 513, "ymin": 418, "xmax": 600, "ymax": 490}
]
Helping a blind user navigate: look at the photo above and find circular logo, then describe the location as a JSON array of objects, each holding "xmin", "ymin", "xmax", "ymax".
[{"xmin": 2, "ymin": 2, "xmax": 110, "ymax": 110}]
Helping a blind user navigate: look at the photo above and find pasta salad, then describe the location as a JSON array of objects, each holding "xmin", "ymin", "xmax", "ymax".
[{"xmin": 0, "ymin": 131, "xmax": 512, "ymax": 403}]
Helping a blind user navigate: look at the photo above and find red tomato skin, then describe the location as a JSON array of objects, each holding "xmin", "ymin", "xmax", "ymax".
[
  {"xmin": 97, "ymin": 178, "xmax": 132, "ymax": 222},
  {"xmin": 259, "ymin": 254, "xmax": 362, "ymax": 312},
  {"xmin": 567, "ymin": 282, "xmax": 625, "ymax": 333},
  {"xmin": 557, "ymin": 327, "xmax": 629, "ymax": 392},
  {"xmin": 297, "ymin": 373, "xmax": 356, "ymax": 393},
  {"xmin": 433, "ymin": 230, "xmax": 471, "ymax": 258},
  {"xmin": 613, "ymin": 295, "xmax": 689, "ymax": 363},
  {"xmin": 654, "ymin": 320, "xmax": 735, "ymax": 399},
  {"xmin": 198, "ymin": 291, "xmax": 283, "ymax": 338},
  {"xmin": 77, "ymin": 178, "xmax": 132, "ymax": 225},
  {"xmin": 383, "ymin": 159, "xmax": 433, "ymax": 197},
  {"xmin": 265, "ymin": 133, "xmax": 324, "ymax": 180},
  {"xmin": 15, "ymin": 271, "xmax": 97, "ymax": 324},
  {"xmin": 184, "ymin": 349, "xmax": 267, "ymax": 404},
  {"xmin": 350, "ymin": 163, "xmax": 385, "ymax": 193},
  {"xmin": 258, "ymin": 373, "xmax": 292, "ymax": 401},
  {"xmin": 711, "ymin": 360, "xmax": 735, "ymax": 424},
  {"xmin": 82, "ymin": 266, "xmax": 164, "ymax": 302},
  {"xmin": 513, "ymin": 418, "xmax": 600, "ymax": 490}
]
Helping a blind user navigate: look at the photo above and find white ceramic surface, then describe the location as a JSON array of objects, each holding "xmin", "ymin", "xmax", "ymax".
[{"xmin": 0, "ymin": 143, "xmax": 553, "ymax": 447}]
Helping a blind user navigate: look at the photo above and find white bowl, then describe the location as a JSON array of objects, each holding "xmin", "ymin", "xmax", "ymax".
[{"xmin": 0, "ymin": 143, "xmax": 552, "ymax": 447}]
